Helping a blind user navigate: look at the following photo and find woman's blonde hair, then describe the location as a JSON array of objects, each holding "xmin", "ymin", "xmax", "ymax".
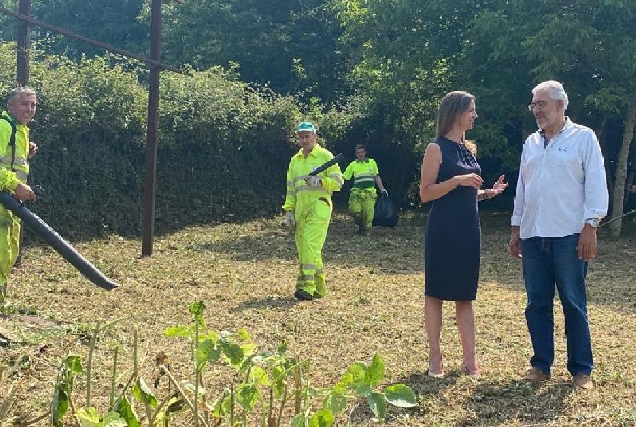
[{"xmin": 464, "ymin": 139, "xmax": 477, "ymax": 156}]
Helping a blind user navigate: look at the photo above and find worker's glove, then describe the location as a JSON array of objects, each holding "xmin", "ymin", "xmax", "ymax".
[
  {"xmin": 381, "ymin": 189, "xmax": 389, "ymax": 196},
  {"xmin": 305, "ymin": 176, "xmax": 322, "ymax": 188},
  {"xmin": 285, "ymin": 211, "xmax": 296, "ymax": 229}
]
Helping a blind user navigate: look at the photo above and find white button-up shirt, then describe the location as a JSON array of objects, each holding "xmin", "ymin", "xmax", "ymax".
[{"xmin": 511, "ymin": 118, "xmax": 609, "ymax": 239}]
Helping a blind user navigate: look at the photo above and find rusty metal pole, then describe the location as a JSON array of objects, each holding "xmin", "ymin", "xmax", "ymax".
[
  {"xmin": 141, "ymin": 0, "xmax": 162, "ymax": 256},
  {"xmin": 14, "ymin": 0, "xmax": 31, "ymax": 269},
  {"xmin": 16, "ymin": 0, "xmax": 30, "ymax": 86}
]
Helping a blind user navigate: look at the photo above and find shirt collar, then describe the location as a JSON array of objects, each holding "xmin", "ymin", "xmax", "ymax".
[
  {"xmin": 539, "ymin": 116, "xmax": 571, "ymax": 140},
  {"xmin": 294, "ymin": 144, "xmax": 319, "ymax": 159}
]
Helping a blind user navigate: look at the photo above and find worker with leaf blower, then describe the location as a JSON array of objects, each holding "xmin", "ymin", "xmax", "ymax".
[
  {"xmin": 0, "ymin": 87, "xmax": 38, "ymax": 303},
  {"xmin": 283, "ymin": 121, "xmax": 343, "ymax": 301}
]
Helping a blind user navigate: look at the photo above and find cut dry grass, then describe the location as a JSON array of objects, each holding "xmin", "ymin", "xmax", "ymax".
[{"xmin": 1, "ymin": 211, "xmax": 636, "ymax": 426}]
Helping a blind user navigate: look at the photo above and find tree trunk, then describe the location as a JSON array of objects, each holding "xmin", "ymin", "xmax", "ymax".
[{"xmin": 609, "ymin": 98, "xmax": 636, "ymax": 237}]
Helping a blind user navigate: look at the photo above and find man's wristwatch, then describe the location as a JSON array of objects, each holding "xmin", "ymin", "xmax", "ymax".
[{"xmin": 585, "ymin": 218, "xmax": 600, "ymax": 228}]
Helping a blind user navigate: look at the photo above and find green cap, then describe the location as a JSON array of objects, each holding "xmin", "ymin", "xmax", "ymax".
[{"xmin": 296, "ymin": 121, "xmax": 316, "ymax": 133}]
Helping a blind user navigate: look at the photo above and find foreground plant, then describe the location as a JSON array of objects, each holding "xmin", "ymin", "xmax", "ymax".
[
  {"xmin": 163, "ymin": 301, "xmax": 417, "ymax": 426},
  {"xmin": 19, "ymin": 300, "xmax": 416, "ymax": 426}
]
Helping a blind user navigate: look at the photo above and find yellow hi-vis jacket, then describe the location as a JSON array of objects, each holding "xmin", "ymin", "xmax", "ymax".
[
  {"xmin": 283, "ymin": 144, "xmax": 343, "ymax": 212},
  {"xmin": 0, "ymin": 111, "xmax": 30, "ymax": 193},
  {"xmin": 343, "ymin": 158, "xmax": 379, "ymax": 194}
]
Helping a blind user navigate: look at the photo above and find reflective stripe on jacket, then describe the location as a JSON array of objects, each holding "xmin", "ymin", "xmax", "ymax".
[{"xmin": 343, "ymin": 158, "xmax": 379, "ymax": 192}]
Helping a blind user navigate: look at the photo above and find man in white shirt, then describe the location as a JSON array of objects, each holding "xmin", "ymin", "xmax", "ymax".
[{"xmin": 508, "ymin": 80, "xmax": 608, "ymax": 390}]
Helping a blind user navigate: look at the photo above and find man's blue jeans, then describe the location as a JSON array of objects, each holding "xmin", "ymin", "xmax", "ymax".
[{"xmin": 521, "ymin": 234, "xmax": 593, "ymax": 376}]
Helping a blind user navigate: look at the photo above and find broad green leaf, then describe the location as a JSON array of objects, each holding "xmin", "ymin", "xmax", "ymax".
[
  {"xmin": 331, "ymin": 381, "xmax": 347, "ymax": 396},
  {"xmin": 271, "ymin": 364, "xmax": 286, "ymax": 382},
  {"xmin": 384, "ymin": 383, "xmax": 417, "ymax": 408},
  {"xmin": 65, "ymin": 354, "xmax": 84, "ymax": 375},
  {"xmin": 198, "ymin": 330, "xmax": 220, "ymax": 342},
  {"xmin": 236, "ymin": 327, "xmax": 251, "ymax": 341},
  {"xmin": 221, "ymin": 393, "xmax": 233, "ymax": 419},
  {"xmin": 338, "ymin": 363, "xmax": 365, "ymax": 389},
  {"xmin": 251, "ymin": 365, "xmax": 271, "ymax": 386},
  {"xmin": 324, "ymin": 392, "xmax": 348, "ymax": 414},
  {"xmin": 271, "ymin": 365, "xmax": 288, "ymax": 397},
  {"xmin": 113, "ymin": 395, "xmax": 140, "ymax": 427},
  {"xmin": 367, "ymin": 392, "xmax": 387, "ymax": 420},
  {"xmin": 308, "ymin": 408, "xmax": 334, "ymax": 427},
  {"xmin": 132, "ymin": 378, "xmax": 158, "ymax": 407},
  {"xmin": 102, "ymin": 412, "xmax": 128, "ymax": 427},
  {"xmin": 240, "ymin": 342, "xmax": 257, "ymax": 359},
  {"xmin": 365, "ymin": 354, "xmax": 385, "ymax": 387},
  {"xmin": 163, "ymin": 325, "xmax": 192, "ymax": 338},
  {"xmin": 236, "ymin": 383, "xmax": 259, "ymax": 411},
  {"xmin": 76, "ymin": 409, "xmax": 127, "ymax": 427},
  {"xmin": 51, "ymin": 388, "xmax": 69, "ymax": 427},
  {"xmin": 196, "ymin": 338, "xmax": 221, "ymax": 368},
  {"xmin": 221, "ymin": 341, "xmax": 245, "ymax": 366},
  {"xmin": 74, "ymin": 407, "xmax": 102, "ymax": 425},
  {"xmin": 355, "ymin": 383, "xmax": 372, "ymax": 398}
]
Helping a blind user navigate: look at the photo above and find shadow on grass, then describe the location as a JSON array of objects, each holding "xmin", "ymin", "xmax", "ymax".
[
  {"xmin": 457, "ymin": 379, "xmax": 572, "ymax": 426},
  {"xmin": 382, "ymin": 370, "xmax": 573, "ymax": 427},
  {"xmin": 385, "ymin": 371, "xmax": 573, "ymax": 425}
]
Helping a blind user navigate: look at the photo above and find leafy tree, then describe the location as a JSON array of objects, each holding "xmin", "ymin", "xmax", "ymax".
[
  {"xmin": 0, "ymin": 0, "xmax": 150, "ymax": 59},
  {"xmin": 466, "ymin": 0, "xmax": 636, "ymax": 235},
  {"xmin": 156, "ymin": 0, "xmax": 351, "ymax": 102}
]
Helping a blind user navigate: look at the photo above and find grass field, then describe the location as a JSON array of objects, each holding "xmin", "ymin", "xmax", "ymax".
[{"xmin": 1, "ymin": 211, "xmax": 635, "ymax": 426}]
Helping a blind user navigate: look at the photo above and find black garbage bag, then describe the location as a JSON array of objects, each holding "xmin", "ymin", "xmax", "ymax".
[{"xmin": 372, "ymin": 192, "xmax": 399, "ymax": 227}]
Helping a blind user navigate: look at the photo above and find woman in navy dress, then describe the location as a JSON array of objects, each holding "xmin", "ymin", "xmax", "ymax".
[{"xmin": 419, "ymin": 91, "xmax": 508, "ymax": 378}]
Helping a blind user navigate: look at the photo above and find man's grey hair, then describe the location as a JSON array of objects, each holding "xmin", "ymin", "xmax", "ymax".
[
  {"xmin": 532, "ymin": 80, "xmax": 568, "ymax": 111},
  {"xmin": 7, "ymin": 86, "xmax": 36, "ymax": 103}
]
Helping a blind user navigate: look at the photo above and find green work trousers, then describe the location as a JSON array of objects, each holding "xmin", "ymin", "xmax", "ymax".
[
  {"xmin": 0, "ymin": 206, "xmax": 21, "ymax": 298},
  {"xmin": 294, "ymin": 197, "xmax": 332, "ymax": 297},
  {"xmin": 348, "ymin": 189, "xmax": 377, "ymax": 230}
]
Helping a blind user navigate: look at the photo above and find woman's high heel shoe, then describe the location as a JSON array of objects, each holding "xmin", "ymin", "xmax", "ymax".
[
  {"xmin": 427, "ymin": 362, "xmax": 445, "ymax": 379},
  {"xmin": 427, "ymin": 369, "xmax": 445, "ymax": 379}
]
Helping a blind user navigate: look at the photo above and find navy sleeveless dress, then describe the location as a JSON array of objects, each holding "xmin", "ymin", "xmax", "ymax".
[{"xmin": 424, "ymin": 137, "xmax": 481, "ymax": 301}]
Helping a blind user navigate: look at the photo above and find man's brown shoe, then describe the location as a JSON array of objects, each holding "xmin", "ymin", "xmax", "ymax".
[
  {"xmin": 572, "ymin": 374, "xmax": 594, "ymax": 390},
  {"xmin": 523, "ymin": 367, "xmax": 550, "ymax": 383}
]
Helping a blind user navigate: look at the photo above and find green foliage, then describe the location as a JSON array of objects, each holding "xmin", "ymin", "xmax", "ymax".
[
  {"xmin": 3, "ymin": 0, "xmax": 635, "ymax": 230},
  {"xmin": 156, "ymin": 0, "xmax": 351, "ymax": 102},
  {"xmin": 0, "ymin": 42, "xmax": 303, "ymax": 237},
  {"xmin": 163, "ymin": 300, "xmax": 418, "ymax": 426},
  {"xmin": 30, "ymin": 301, "xmax": 418, "ymax": 425},
  {"xmin": 23, "ymin": 0, "xmax": 149, "ymax": 60},
  {"xmin": 75, "ymin": 408, "xmax": 128, "ymax": 427},
  {"xmin": 51, "ymin": 354, "xmax": 83, "ymax": 426}
]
